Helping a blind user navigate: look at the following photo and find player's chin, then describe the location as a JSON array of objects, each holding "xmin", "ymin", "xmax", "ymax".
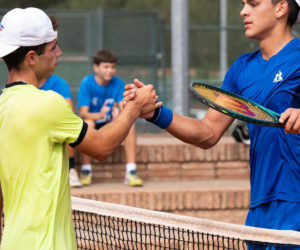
[
  {"xmin": 244, "ymin": 33, "xmax": 253, "ymax": 39},
  {"xmin": 104, "ymin": 76, "xmax": 113, "ymax": 82},
  {"xmin": 245, "ymin": 34, "xmax": 261, "ymax": 41}
]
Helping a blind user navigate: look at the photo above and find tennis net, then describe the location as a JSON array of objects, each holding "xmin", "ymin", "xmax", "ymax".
[{"xmin": 72, "ymin": 196, "xmax": 300, "ymax": 250}]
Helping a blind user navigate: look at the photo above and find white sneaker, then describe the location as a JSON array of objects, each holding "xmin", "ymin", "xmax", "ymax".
[{"xmin": 69, "ymin": 168, "xmax": 82, "ymax": 188}]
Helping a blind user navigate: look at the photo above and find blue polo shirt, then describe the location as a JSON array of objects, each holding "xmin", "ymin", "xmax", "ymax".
[
  {"xmin": 77, "ymin": 75, "xmax": 124, "ymax": 123},
  {"xmin": 222, "ymin": 38, "xmax": 300, "ymax": 209}
]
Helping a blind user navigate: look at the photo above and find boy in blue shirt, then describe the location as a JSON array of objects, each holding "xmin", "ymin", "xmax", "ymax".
[
  {"xmin": 125, "ymin": 0, "xmax": 300, "ymax": 232},
  {"xmin": 77, "ymin": 49, "xmax": 143, "ymax": 186}
]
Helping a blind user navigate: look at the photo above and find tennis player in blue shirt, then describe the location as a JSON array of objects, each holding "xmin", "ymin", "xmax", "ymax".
[{"xmin": 124, "ymin": 0, "xmax": 300, "ymax": 232}]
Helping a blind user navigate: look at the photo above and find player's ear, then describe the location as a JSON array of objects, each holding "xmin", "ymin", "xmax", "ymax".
[
  {"xmin": 25, "ymin": 50, "xmax": 38, "ymax": 66},
  {"xmin": 275, "ymin": 0, "xmax": 288, "ymax": 19},
  {"xmin": 93, "ymin": 63, "xmax": 99, "ymax": 73}
]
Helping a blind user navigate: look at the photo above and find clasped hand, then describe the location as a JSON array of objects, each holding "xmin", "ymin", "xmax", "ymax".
[{"xmin": 123, "ymin": 79, "xmax": 162, "ymax": 118}]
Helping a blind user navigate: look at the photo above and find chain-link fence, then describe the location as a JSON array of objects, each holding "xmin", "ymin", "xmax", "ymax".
[
  {"xmin": 0, "ymin": 9, "xmax": 165, "ymax": 132},
  {"xmin": 0, "ymin": 8, "xmax": 299, "ymax": 132},
  {"xmin": 0, "ymin": 10, "xmax": 163, "ymax": 91},
  {"xmin": 186, "ymin": 23, "xmax": 300, "ymax": 118}
]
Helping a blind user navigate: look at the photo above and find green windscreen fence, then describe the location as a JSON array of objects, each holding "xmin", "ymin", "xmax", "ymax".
[{"xmin": 0, "ymin": 9, "xmax": 164, "ymax": 133}]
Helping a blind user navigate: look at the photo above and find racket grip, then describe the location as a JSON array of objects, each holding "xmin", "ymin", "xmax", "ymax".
[{"xmin": 146, "ymin": 106, "xmax": 173, "ymax": 129}]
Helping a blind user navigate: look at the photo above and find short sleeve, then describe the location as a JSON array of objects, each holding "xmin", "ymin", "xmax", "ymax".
[
  {"xmin": 221, "ymin": 62, "xmax": 238, "ymax": 93},
  {"xmin": 221, "ymin": 53, "xmax": 249, "ymax": 95},
  {"xmin": 77, "ymin": 78, "xmax": 91, "ymax": 108},
  {"xmin": 45, "ymin": 92, "xmax": 85, "ymax": 145}
]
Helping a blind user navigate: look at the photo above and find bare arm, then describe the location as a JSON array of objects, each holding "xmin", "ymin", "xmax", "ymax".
[
  {"xmin": 74, "ymin": 84, "xmax": 161, "ymax": 161},
  {"xmin": 123, "ymin": 81, "xmax": 234, "ymax": 149},
  {"xmin": 75, "ymin": 108, "xmax": 136, "ymax": 161},
  {"xmin": 166, "ymin": 109, "xmax": 234, "ymax": 149}
]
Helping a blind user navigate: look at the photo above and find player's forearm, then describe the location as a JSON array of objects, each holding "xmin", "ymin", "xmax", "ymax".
[
  {"xmin": 166, "ymin": 113, "xmax": 218, "ymax": 149},
  {"xmin": 97, "ymin": 109, "xmax": 137, "ymax": 159},
  {"xmin": 76, "ymin": 84, "xmax": 158, "ymax": 160},
  {"xmin": 77, "ymin": 103, "xmax": 139, "ymax": 161},
  {"xmin": 146, "ymin": 108, "xmax": 232, "ymax": 149}
]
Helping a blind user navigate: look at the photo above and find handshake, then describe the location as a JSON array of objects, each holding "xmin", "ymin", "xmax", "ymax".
[{"xmin": 123, "ymin": 79, "xmax": 162, "ymax": 119}]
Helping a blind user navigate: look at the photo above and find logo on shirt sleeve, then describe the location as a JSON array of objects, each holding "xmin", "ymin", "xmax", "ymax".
[{"xmin": 273, "ymin": 70, "xmax": 283, "ymax": 83}]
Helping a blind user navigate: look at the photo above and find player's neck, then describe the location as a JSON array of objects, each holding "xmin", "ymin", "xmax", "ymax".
[
  {"xmin": 94, "ymin": 74, "xmax": 109, "ymax": 86},
  {"xmin": 8, "ymin": 70, "xmax": 39, "ymax": 88},
  {"xmin": 259, "ymin": 29, "xmax": 293, "ymax": 60},
  {"xmin": 38, "ymin": 78, "xmax": 47, "ymax": 88}
]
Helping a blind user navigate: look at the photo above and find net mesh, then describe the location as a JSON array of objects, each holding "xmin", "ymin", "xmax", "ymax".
[
  {"xmin": 193, "ymin": 85, "xmax": 276, "ymax": 122},
  {"xmin": 72, "ymin": 197, "xmax": 300, "ymax": 250}
]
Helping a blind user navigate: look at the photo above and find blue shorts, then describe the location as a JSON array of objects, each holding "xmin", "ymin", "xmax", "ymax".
[
  {"xmin": 246, "ymin": 200, "xmax": 300, "ymax": 249},
  {"xmin": 246, "ymin": 200, "xmax": 300, "ymax": 230}
]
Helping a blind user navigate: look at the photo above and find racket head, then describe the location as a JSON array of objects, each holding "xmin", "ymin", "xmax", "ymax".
[{"xmin": 190, "ymin": 82, "xmax": 284, "ymax": 127}]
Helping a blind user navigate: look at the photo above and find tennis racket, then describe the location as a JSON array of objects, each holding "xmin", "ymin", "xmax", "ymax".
[{"xmin": 189, "ymin": 82, "xmax": 284, "ymax": 127}]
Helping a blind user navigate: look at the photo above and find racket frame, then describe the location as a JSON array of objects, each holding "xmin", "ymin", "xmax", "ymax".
[{"xmin": 190, "ymin": 82, "xmax": 284, "ymax": 127}]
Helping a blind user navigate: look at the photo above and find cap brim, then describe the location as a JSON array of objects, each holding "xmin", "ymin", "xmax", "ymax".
[{"xmin": 0, "ymin": 41, "xmax": 19, "ymax": 58}]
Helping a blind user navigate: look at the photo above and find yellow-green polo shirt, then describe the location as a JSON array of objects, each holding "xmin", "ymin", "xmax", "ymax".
[{"xmin": 0, "ymin": 83, "xmax": 85, "ymax": 250}]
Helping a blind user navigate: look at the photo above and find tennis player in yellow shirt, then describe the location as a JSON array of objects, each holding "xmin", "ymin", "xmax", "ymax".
[{"xmin": 0, "ymin": 7, "xmax": 160, "ymax": 250}]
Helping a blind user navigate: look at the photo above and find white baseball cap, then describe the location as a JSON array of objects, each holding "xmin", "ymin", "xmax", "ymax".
[{"xmin": 0, "ymin": 7, "xmax": 57, "ymax": 58}]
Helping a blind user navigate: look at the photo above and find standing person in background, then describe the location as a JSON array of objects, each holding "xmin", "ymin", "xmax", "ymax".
[
  {"xmin": 77, "ymin": 49, "xmax": 143, "ymax": 187},
  {"xmin": 124, "ymin": 0, "xmax": 300, "ymax": 233},
  {"xmin": 40, "ymin": 74, "xmax": 82, "ymax": 187}
]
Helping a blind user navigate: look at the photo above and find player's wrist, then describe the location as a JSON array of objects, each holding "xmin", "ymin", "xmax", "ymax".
[
  {"xmin": 146, "ymin": 106, "xmax": 173, "ymax": 129},
  {"xmin": 123, "ymin": 101, "xmax": 140, "ymax": 120}
]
